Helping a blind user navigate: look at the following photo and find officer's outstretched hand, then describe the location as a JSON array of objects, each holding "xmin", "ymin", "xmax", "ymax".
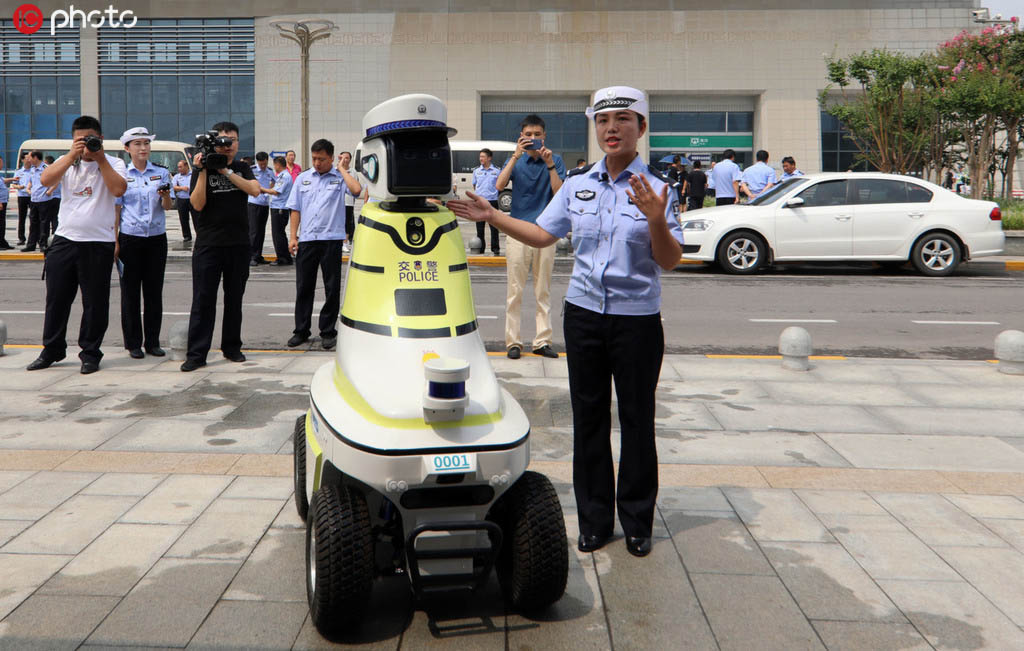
[
  {"xmin": 446, "ymin": 191, "xmax": 495, "ymax": 223},
  {"xmin": 626, "ymin": 174, "xmax": 669, "ymax": 222}
]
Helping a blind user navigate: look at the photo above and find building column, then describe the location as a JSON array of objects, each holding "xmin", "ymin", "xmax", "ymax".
[{"xmin": 79, "ymin": 29, "xmax": 99, "ymax": 116}]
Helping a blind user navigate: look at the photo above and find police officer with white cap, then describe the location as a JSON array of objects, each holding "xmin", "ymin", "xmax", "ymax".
[
  {"xmin": 449, "ymin": 86, "xmax": 683, "ymax": 558},
  {"xmin": 116, "ymin": 127, "xmax": 173, "ymax": 358}
]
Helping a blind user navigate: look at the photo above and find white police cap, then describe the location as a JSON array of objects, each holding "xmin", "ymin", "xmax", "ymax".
[
  {"xmin": 120, "ymin": 126, "xmax": 155, "ymax": 145},
  {"xmin": 585, "ymin": 86, "xmax": 649, "ymax": 121},
  {"xmin": 361, "ymin": 93, "xmax": 457, "ymax": 141}
]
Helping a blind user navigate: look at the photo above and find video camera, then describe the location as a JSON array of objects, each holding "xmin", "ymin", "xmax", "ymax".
[{"xmin": 193, "ymin": 130, "xmax": 232, "ymax": 170}]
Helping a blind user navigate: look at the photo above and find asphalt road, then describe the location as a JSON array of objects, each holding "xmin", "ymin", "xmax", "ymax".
[{"xmin": 0, "ymin": 259, "xmax": 1020, "ymax": 359}]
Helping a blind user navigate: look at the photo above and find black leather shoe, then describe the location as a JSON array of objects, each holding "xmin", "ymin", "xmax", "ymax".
[
  {"xmin": 0, "ymin": 242, "xmax": 11, "ymax": 250},
  {"xmin": 626, "ymin": 536, "xmax": 652, "ymax": 557},
  {"xmin": 223, "ymin": 350, "xmax": 246, "ymax": 363},
  {"xmin": 532, "ymin": 345, "xmax": 559, "ymax": 358},
  {"xmin": 20, "ymin": 246, "xmax": 36, "ymax": 252},
  {"xmin": 249, "ymin": 259, "xmax": 259, "ymax": 267},
  {"xmin": 80, "ymin": 361, "xmax": 100, "ymax": 375},
  {"xmin": 287, "ymin": 334, "xmax": 308, "ymax": 348},
  {"xmin": 26, "ymin": 356, "xmax": 60, "ymax": 371},
  {"xmin": 507, "ymin": 345, "xmax": 521, "ymax": 360},
  {"xmin": 128, "ymin": 348, "xmax": 145, "ymax": 359},
  {"xmin": 145, "ymin": 346, "xmax": 166, "ymax": 357},
  {"xmin": 180, "ymin": 359, "xmax": 206, "ymax": 372},
  {"xmin": 322, "ymin": 336, "xmax": 337, "ymax": 350},
  {"xmin": 578, "ymin": 533, "xmax": 610, "ymax": 553}
]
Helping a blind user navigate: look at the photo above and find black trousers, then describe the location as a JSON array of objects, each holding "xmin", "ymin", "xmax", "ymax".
[
  {"xmin": 475, "ymin": 201, "xmax": 501, "ymax": 252},
  {"xmin": 40, "ymin": 199, "xmax": 59, "ymax": 245},
  {"xmin": 294, "ymin": 239, "xmax": 343, "ymax": 339},
  {"xmin": 186, "ymin": 244, "xmax": 249, "ymax": 362},
  {"xmin": 686, "ymin": 196, "xmax": 705, "ymax": 211},
  {"xmin": 344, "ymin": 206, "xmax": 355, "ymax": 245},
  {"xmin": 715, "ymin": 197, "xmax": 736, "ymax": 206},
  {"xmin": 247, "ymin": 203, "xmax": 270, "ymax": 262},
  {"xmin": 17, "ymin": 196, "xmax": 30, "ymax": 242},
  {"xmin": 118, "ymin": 232, "xmax": 167, "ymax": 351},
  {"xmin": 26, "ymin": 201, "xmax": 40, "ymax": 247},
  {"xmin": 176, "ymin": 199, "xmax": 197, "ymax": 241},
  {"xmin": 270, "ymin": 208, "xmax": 293, "ymax": 262},
  {"xmin": 0, "ymin": 202, "xmax": 7, "ymax": 245},
  {"xmin": 41, "ymin": 236, "xmax": 115, "ymax": 364},
  {"xmin": 564, "ymin": 302, "xmax": 664, "ymax": 539}
]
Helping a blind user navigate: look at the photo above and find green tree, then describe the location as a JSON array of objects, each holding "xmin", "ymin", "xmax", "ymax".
[{"xmin": 820, "ymin": 49, "xmax": 934, "ymax": 174}]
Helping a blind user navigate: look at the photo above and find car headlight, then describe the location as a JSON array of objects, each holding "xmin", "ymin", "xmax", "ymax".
[{"xmin": 682, "ymin": 219, "xmax": 714, "ymax": 231}]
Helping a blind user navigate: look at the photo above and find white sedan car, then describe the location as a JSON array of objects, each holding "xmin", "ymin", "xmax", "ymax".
[{"xmin": 680, "ymin": 173, "xmax": 1005, "ymax": 276}]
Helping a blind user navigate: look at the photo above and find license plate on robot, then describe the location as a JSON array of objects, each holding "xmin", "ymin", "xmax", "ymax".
[{"xmin": 424, "ymin": 452, "xmax": 477, "ymax": 474}]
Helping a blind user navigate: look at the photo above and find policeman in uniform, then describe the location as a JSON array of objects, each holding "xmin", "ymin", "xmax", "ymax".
[
  {"xmin": 116, "ymin": 127, "xmax": 173, "ymax": 358},
  {"xmin": 471, "ymin": 148, "xmax": 501, "ymax": 255},
  {"xmin": 449, "ymin": 86, "xmax": 683, "ymax": 558},
  {"xmin": 780, "ymin": 156, "xmax": 804, "ymax": 181},
  {"xmin": 22, "ymin": 151, "xmax": 51, "ymax": 251},
  {"xmin": 266, "ymin": 155, "xmax": 294, "ymax": 265},
  {"xmin": 0, "ymin": 157, "xmax": 10, "ymax": 249},
  {"xmin": 285, "ymin": 139, "xmax": 361, "ymax": 350},
  {"xmin": 172, "ymin": 160, "xmax": 195, "ymax": 242},
  {"xmin": 247, "ymin": 151, "xmax": 275, "ymax": 265},
  {"xmin": 740, "ymin": 149, "xmax": 777, "ymax": 199},
  {"xmin": 12, "ymin": 154, "xmax": 34, "ymax": 245}
]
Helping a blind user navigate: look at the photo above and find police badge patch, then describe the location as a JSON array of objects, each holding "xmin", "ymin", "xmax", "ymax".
[{"xmin": 575, "ymin": 189, "xmax": 596, "ymax": 201}]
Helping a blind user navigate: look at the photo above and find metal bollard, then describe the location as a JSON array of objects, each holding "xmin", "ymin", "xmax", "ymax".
[
  {"xmin": 994, "ymin": 329, "xmax": 1024, "ymax": 376},
  {"xmin": 169, "ymin": 320, "xmax": 189, "ymax": 361},
  {"xmin": 0, "ymin": 319, "xmax": 6, "ymax": 356},
  {"xmin": 779, "ymin": 326, "xmax": 812, "ymax": 371}
]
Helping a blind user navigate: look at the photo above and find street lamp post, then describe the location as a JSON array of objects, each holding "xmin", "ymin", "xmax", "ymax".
[{"xmin": 270, "ymin": 19, "xmax": 337, "ymax": 168}]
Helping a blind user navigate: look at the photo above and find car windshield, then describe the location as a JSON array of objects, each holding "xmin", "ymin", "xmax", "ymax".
[{"xmin": 747, "ymin": 177, "xmax": 806, "ymax": 206}]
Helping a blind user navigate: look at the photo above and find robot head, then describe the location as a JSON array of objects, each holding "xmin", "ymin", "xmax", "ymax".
[{"xmin": 355, "ymin": 94, "xmax": 457, "ymax": 202}]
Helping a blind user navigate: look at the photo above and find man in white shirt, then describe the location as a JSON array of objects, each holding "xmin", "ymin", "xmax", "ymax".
[{"xmin": 26, "ymin": 115, "xmax": 128, "ymax": 375}]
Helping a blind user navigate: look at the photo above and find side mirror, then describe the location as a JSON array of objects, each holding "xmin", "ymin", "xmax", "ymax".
[{"xmin": 784, "ymin": 197, "xmax": 805, "ymax": 208}]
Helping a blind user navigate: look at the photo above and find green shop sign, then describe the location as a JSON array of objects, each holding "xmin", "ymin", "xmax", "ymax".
[{"xmin": 649, "ymin": 135, "xmax": 753, "ymax": 150}]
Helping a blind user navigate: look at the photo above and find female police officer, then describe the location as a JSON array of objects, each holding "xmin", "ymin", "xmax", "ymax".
[
  {"xmin": 448, "ymin": 86, "xmax": 683, "ymax": 558},
  {"xmin": 117, "ymin": 127, "xmax": 173, "ymax": 358}
]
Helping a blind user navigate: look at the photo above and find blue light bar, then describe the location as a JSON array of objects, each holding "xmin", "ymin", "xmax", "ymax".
[
  {"xmin": 365, "ymin": 119, "xmax": 448, "ymax": 137},
  {"xmin": 428, "ymin": 381, "xmax": 466, "ymax": 400}
]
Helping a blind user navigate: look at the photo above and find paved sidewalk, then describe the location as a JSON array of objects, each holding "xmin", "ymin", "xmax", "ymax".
[{"xmin": 1, "ymin": 348, "xmax": 1023, "ymax": 649}]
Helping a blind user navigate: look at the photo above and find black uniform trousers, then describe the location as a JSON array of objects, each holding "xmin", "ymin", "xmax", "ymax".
[
  {"xmin": 686, "ymin": 195, "xmax": 705, "ymax": 211},
  {"xmin": 40, "ymin": 199, "xmax": 59, "ymax": 245},
  {"xmin": 0, "ymin": 202, "xmax": 8, "ymax": 246},
  {"xmin": 564, "ymin": 301, "xmax": 664, "ymax": 539},
  {"xmin": 17, "ymin": 196, "xmax": 30, "ymax": 242},
  {"xmin": 715, "ymin": 197, "xmax": 736, "ymax": 206},
  {"xmin": 176, "ymin": 199, "xmax": 197, "ymax": 241},
  {"xmin": 270, "ymin": 208, "xmax": 293, "ymax": 263},
  {"xmin": 25, "ymin": 201, "xmax": 40, "ymax": 247},
  {"xmin": 40, "ymin": 236, "xmax": 115, "ymax": 364},
  {"xmin": 247, "ymin": 203, "xmax": 270, "ymax": 262},
  {"xmin": 118, "ymin": 232, "xmax": 168, "ymax": 351},
  {"xmin": 293, "ymin": 239, "xmax": 343, "ymax": 339},
  {"xmin": 475, "ymin": 200, "xmax": 501, "ymax": 253},
  {"xmin": 344, "ymin": 206, "xmax": 356, "ymax": 246},
  {"xmin": 186, "ymin": 244, "xmax": 249, "ymax": 363}
]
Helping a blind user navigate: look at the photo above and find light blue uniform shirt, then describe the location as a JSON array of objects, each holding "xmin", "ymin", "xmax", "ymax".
[
  {"xmin": 709, "ymin": 159, "xmax": 742, "ymax": 198},
  {"xmin": 741, "ymin": 161, "xmax": 777, "ymax": 196},
  {"xmin": 471, "ymin": 164, "xmax": 500, "ymax": 200},
  {"xmin": 285, "ymin": 167, "xmax": 350, "ymax": 242},
  {"xmin": 30, "ymin": 164, "xmax": 55, "ymax": 203},
  {"xmin": 270, "ymin": 169, "xmax": 292, "ymax": 209},
  {"xmin": 248, "ymin": 164, "xmax": 275, "ymax": 206},
  {"xmin": 536, "ymin": 156, "xmax": 684, "ymax": 316},
  {"xmin": 14, "ymin": 167, "xmax": 32, "ymax": 197},
  {"xmin": 780, "ymin": 169, "xmax": 804, "ymax": 181},
  {"xmin": 172, "ymin": 172, "xmax": 191, "ymax": 199},
  {"xmin": 115, "ymin": 162, "xmax": 171, "ymax": 237}
]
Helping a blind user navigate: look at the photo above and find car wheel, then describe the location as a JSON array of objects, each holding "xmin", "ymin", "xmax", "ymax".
[
  {"xmin": 716, "ymin": 231, "xmax": 767, "ymax": 274},
  {"xmin": 911, "ymin": 233, "xmax": 960, "ymax": 276},
  {"xmin": 497, "ymin": 191, "xmax": 512, "ymax": 213}
]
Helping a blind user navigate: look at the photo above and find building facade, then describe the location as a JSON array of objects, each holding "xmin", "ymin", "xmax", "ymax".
[{"xmin": 1, "ymin": 1, "xmax": 987, "ymax": 175}]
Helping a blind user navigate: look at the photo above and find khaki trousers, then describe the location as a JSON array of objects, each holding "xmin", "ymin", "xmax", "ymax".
[{"xmin": 505, "ymin": 235, "xmax": 555, "ymax": 350}]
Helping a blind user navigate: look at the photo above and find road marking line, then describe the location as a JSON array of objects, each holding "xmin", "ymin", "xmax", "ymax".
[
  {"xmin": 705, "ymin": 354, "xmax": 848, "ymax": 360},
  {"xmin": 164, "ymin": 312, "xmax": 190, "ymax": 316},
  {"xmin": 0, "ymin": 310, "xmax": 44, "ymax": 314},
  {"xmin": 267, "ymin": 313, "xmax": 293, "ymax": 317},
  {"xmin": 477, "ymin": 315, "xmax": 498, "ymax": 320},
  {"xmin": 748, "ymin": 319, "xmax": 838, "ymax": 324},
  {"xmin": 911, "ymin": 320, "xmax": 1000, "ymax": 325}
]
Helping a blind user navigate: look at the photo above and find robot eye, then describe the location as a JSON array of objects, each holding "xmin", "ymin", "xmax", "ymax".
[{"xmin": 361, "ymin": 154, "xmax": 378, "ymax": 183}]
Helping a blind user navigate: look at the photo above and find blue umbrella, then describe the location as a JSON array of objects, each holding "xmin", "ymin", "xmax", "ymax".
[{"xmin": 658, "ymin": 154, "xmax": 692, "ymax": 166}]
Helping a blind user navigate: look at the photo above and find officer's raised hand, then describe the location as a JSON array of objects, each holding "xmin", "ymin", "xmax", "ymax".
[
  {"xmin": 447, "ymin": 191, "xmax": 496, "ymax": 223},
  {"xmin": 626, "ymin": 174, "xmax": 670, "ymax": 222}
]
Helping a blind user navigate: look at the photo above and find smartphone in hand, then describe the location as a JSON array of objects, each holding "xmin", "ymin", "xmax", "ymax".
[{"xmin": 525, "ymin": 138, "xmax": 543, "ymax": 150}]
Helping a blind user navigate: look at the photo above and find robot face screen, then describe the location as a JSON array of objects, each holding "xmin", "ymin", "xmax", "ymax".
[{"xmin": 384, "ymin": 131, "xmax": 452, "ymax": 196}]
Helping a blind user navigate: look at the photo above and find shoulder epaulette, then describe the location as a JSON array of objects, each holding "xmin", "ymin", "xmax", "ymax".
[
  {"xmin": 647, "ymin": 164, "xmax": 676, "ymax": 186},
  {"xmin": 152, "ymin": 162, "xmax": 167, "ymax": 170},
  {"xmin": 567, "ymin": 163, "xmax": 594, "ymax": 178}
]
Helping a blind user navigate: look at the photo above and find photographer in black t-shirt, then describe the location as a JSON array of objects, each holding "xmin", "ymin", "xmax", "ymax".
[
  {"xmin": 181, "ymin": 121, "xmax": 260, "ymax": 372},
  {"xmin": 682, "ymin": 160, "xmax": 708, "ymax": 212}
]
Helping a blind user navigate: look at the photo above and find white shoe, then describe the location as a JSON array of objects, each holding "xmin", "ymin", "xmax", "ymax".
[{"xmin": 342, "ymin": 242, "xmax": 351, "ymax": 253}]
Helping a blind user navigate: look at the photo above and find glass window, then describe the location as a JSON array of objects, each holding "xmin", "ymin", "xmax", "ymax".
[
  {"xmin": 452, "ymin": 151, "xmax": 481, "ymax": 174},
  {"xmin": 100, "ymin": 77, "xmax": 126, "ymax": 114},
  {"xmin": 188, "ymin": 43, "xmax": 203, "ymax": 61},
  {"xmin": 101, "ymin": 113, "xmax": 126, "ymax": 136},
  {"xmin": 178, "ymin": 76, "xmax": 205, "ymax": 112},
  {"xmin": 205, "ymin": 76, "xmax": 230, "ymax": 111},
  {"xmin": 797, "ymin": 180, "xmax": 849, "ymax": 207},
  {"xmin": 154, "ymin": 43, "xmax": 176, "ymax": 61},
  {"xmin": 650, "ymin": 112, "xmax": 726, "ymax": 132},
  {"xmin": 727, "ymin": 112, "xmax": 753, "ymax": 132},
  {"xmin": 59, "ymin": 114, "xmax": 76, "ymax": 135},
  {"xmin": 34, "ymin": 42, "xmax": 56, "ymax": 61},
  {"xmin": 8, "ymin": 43, "xmax": 22, "ymax": 63},
  {"xmin": 153, "ymin": 78, "xmax": 177, "ymax": 109},
  {"xmin": 58, "ymin": 79, "xmax": 79, "ymax": 113},
  {"xmin": 60, "ymin": 43, "xmax": 75, "ymax": 62},
  {"xmin": 136, "ymin": 43, "xmax": 151, "ymax": 62},
  {"xmin": 7, "ymin": 113, "xmax": 31, "ymax": 134},
  {"xmin": 906, "ymin": 182, "xmax": 934, "ymax": 203},
  {"xmin": 32, "ymin": 80, "xmax": 58, "ymax": 113},
  {"xmin": 126, "ymin": 77, "xmax": 153, "ymax": 113},
  {"xmin": 231, "ymin": 77, "xmax": 253, "ymax": 114},
  {"xmin": 178, "ymin": 114, "xmax": 206, "ymax": 143},
  {"xmin": 852, "ymin": 179, "xmax": 907, "ymax": 204},
  {"xmin": 839, "ymin": 152, "xmax": 869, "ymax": 172},
  {"xmin": 32, "ymin": 114, "xmax": 58, "ymax": 137},
  {"xmin": 749, "ymin": 177, "xmax": 807, "ymax": 206},
  {"xmin": 6, "ymin": 85, "xmax": 31, "ymax": 114},
  {"xmin": 152, "ymin": 114, "xmax": 178, "ymax": 140}
]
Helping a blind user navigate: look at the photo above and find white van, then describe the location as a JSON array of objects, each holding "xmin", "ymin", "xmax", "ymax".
[
  {"xmin": 449, "ymin": 139, "xmax": 516, "ymax": 212},
  {"xmin": 16, "ymin": 139, "xmax": 193, "ymax": 176}
]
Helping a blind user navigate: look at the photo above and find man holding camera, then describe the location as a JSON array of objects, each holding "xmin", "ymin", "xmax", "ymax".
[
  {"xmin": 181, "ymin": 121, "xmax": 260, "ymax": 372},
  {"xmin": 26, "ymin": 116, "xmax": 128, "ymax": 375},
  {"xmin": 495, "ymin": 114, "xmax": 565, "ymax": 359}
]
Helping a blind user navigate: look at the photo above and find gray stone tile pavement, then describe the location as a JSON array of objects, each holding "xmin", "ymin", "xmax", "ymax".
[{"xmin": 0, "ymin": 348, "xmax": 1022, "ymax": 648}]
